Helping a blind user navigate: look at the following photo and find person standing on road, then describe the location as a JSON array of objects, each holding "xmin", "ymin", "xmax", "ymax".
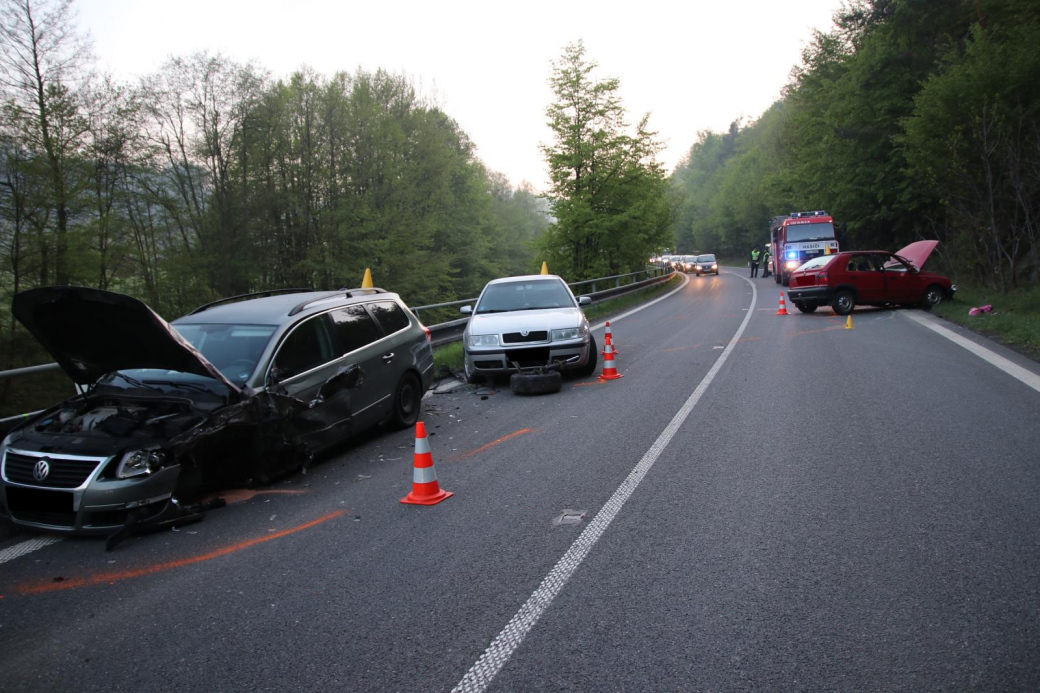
[
  {"xmin": 762, "ymin": 247, "xmax": 771, "ymax": 277},
  {"xmin": 750, "ymin": 247, "xmax": 761, "ymax": 278}
]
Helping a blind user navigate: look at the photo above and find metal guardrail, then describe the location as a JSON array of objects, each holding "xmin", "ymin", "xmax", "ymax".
[{"xmin": 0, "ymin": 268, "xmax": 675, "ymax": 422}]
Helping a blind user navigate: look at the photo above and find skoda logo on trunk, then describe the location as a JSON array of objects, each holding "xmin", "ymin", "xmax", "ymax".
[{"xmin": 33, "ymin": 458, "xmax": 51, "ymax": 481}]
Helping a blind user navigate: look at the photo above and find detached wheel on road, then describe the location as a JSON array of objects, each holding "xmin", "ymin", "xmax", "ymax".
[
  {"xmin": 920, "ymin": 285, "xmax": 944, "ymax": 310},
  {"xmin": 390, "ymin": 372, "xmax": 422, "ymax": 428},
  {"xmin": 510, "ymin": 371, "xmax": 562, "ymax": 396},
  {"xmin": 832, "ymin": 289, "xmax": 855, "ymax": 315},
  {"xmin": 795, "ymin": 302, "xmax": 817, "ymax": 313},
  {"xmin": 576, "ymin": 335, "xmax": 598, "ymax": 377}
]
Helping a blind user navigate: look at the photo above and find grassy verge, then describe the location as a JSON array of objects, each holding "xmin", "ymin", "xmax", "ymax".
[
  {"xmin": 431, "ymin": 274, "xmax": 683, "ymax": 372},
  {"xmin": 932, "ymin": 283, "xmax": 1040, "ymax": 360}
]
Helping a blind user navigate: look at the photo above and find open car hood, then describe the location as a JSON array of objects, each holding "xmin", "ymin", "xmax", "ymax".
[
  {"xmin": 894, "ymin": 240, "xmax": 939, "ymax": 270},
  {"xmin": 12, "ymin": 286, "xmax": 242, "ymax": 393}
]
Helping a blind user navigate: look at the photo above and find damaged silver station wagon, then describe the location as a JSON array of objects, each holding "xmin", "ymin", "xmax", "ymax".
[{"xmin": 0, "ymin": 286, "xmax": 434, "ymax": 539}]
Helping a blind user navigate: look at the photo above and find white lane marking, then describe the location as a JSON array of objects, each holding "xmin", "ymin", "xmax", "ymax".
[
  {"xmin": 453, "ymin": 274, "xmax": 759, "ymax": 693},
  {"xmin": 591, "ymin": 273, "xmax": 690, "ymax": 331},
  {"xmin": 0, "ymin": 535, "xmax": 62, "ymax": 565},
  {"xmin": 903, "ymin": 311, "xmax": 1040, "ymax": 395}
]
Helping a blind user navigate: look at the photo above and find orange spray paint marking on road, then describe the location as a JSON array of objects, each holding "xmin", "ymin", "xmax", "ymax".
[
  {"xmin": 13, "ymin": 510, "xmax": 346, "ymax": 596},
  {"xmin": 572, "ymin": 381, "xmax": 604, "ymax": 388},
  {"xmin": 213, "ymin": 488, "xmax": 309, "ymax": 505},
  {"xmin": 662, "ymin": 343, "xmax": 701, "ymax": 353},
  {"xmin": 450, "ymin": 429, "xmax": 538, "ymax": 461}
]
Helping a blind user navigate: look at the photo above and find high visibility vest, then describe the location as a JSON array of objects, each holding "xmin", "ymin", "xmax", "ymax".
[{"xmin": 751, "ymin": 250, "xmax": 761, "ymax": 261}]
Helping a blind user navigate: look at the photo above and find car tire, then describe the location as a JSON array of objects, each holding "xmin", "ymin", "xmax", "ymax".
[
  {"xmin": 795, "ymin": 302, "xmax": 817, "ymax": 313},
  {"xmin": 920, "ymin": 285, "xmax": 944, "ymax": 310},
  {"xmin": 463, "ymin": 358, "xmax": 478, "ymax": 384},
  {"xmin": 576, "ymin": 335, "xmax": 598, "ymax": 377},
  {"xmin": 832, "ymin": 289, "xmax": 855, "ymax": 315},
  {"xmin": 781, "ymin": 274, "xmax": 790, "ymax": 287},
  {"xmin": 510, "ymin": 371, "xmax": 562, "ymax": 396},
  {"xmin": 390, "ymin": 372, "xmax": 423, "ymax": 428}
]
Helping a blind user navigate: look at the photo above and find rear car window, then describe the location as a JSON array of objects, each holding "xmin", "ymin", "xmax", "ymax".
[
  {"xmin": 797, "ymin": 255, "xmax": 836, "ymax": 271},
  {"xmin": 367, "ymin": 300, "xmax": 411, "ymax": 335},
  {"xmin": 331, "ymin": 305, "xmax": 385, "ymax": 353}
]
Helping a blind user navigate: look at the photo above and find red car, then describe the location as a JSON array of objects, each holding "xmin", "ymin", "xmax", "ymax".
[{"xmin": 787, "ymin": 241, "xmax": 956, "ymax": 315}]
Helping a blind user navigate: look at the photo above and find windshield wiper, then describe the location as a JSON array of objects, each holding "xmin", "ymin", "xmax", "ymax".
[
  {"xmin": 143, "ymin": 379, "xmax": 218, "ymax": 394},
  {"xmin": 111, "ymin": 372, "xmax": 164, "ymax": 393}
]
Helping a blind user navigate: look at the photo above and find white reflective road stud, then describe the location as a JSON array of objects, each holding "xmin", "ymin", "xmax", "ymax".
[{"xmin": 452, "ymin": 274, "xmax": 759, "ymax": 693}]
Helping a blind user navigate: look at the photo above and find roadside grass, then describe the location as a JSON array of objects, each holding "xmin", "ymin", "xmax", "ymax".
[
  {"xmin": 431, "ymin": 274, "xmax": 683, "ymax": 372},
  {"xmin": 932, "ymin": 283, "xmax": 1040, "ymax": 360}
]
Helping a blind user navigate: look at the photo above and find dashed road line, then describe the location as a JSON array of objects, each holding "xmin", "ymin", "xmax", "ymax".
[{"xmin": 452, "ymin": 274, "xmax": 759, "ymax": 693}]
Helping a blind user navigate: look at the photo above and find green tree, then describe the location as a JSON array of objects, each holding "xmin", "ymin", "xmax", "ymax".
[{"xmin": 541, "ymin": 41, "xmax": 671, "ymax": 280}]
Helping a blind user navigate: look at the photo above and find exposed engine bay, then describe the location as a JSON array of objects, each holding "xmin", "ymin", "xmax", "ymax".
[{"xmin": 34, "ymin": 398, "xmax": 205, "ymax": 439}]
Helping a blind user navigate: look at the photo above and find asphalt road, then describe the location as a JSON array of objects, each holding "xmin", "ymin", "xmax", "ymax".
[{"xmin": 2, "ymin": 269, "xmax": 1039, "ymax": 692}]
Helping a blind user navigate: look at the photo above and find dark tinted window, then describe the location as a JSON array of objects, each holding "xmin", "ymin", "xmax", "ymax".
[
  {"xmin": 273, "ymin": 316, "xmax": 335, "ymax": 380},
  {"xmin": 367, "ymin": 301, "xmax": 411, "ymax": 334},
  {"xmin": 331, "ymin": 305, "xmax": 385, "ymax": 354}
]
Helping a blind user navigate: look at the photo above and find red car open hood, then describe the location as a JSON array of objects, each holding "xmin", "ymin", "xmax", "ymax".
[
  {"xmin": 895, "ymin": 240, "xmax": 939, "ymax": 270},
  {"xmin": 12, "ymin": 286, "xmax": 242, "ymax": 393}
]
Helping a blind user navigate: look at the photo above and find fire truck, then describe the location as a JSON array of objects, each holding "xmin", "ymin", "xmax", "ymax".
[{"xmin": 769, "ymin": 211, "xmax": 840, "ymax": 286}]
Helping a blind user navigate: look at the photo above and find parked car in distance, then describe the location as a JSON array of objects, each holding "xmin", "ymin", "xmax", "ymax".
[
  {"xmin": 460, "ymin": 275, "xmax": 597, "ymax": 382},
  {"xmin": 1, "ymin": 286, "xmax": 434, "ymax": 536},
  {"xmin": 692, "ymin": 254, "xmax": 719, "ymax": 276},
  {"xmin": 787, "ymin": 241, "xmax": 956, "ymax": 315}
]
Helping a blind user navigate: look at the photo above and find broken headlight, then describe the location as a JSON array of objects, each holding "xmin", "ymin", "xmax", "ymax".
[{"xmin": 116, "ymin": 449, "xmax": 167, "ymax": 479}]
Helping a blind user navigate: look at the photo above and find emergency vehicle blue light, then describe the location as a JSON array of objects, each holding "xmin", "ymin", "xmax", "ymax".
[{"xmin": 787, "ymin": 252, "xmax": 796, "ymax": 259}]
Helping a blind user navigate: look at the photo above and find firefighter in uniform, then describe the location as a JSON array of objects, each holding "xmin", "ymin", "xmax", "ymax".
[
  {"xmin": 750, "ymin": 247, "xmax": 761, "ymax": 278},
  {"xmin": 762, "ymin": 246, "xmax": 772, "ymax": 278}
]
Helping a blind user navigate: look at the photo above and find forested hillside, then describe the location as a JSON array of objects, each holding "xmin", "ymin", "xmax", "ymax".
[
  {"xmin": 0, "ymin": 1, "xmax": 548, "ymax": 373},
  {"xmin": 671, "ymin": 0, "xmax": 1040, "ymax": 290}
]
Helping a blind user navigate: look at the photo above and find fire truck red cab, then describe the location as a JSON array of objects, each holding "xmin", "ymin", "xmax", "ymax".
[{"xmin": 770, "ymin": 211, "xmax": 840, "ymax": 286}]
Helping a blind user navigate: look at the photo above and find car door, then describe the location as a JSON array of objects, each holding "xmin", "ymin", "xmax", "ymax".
[
  {"xmin": 328, "ymin": 304, "xmax": 391, "ymax": 431},
  {"xmin": 879, "ymin": 253, "xmax": 920, "ymax": 303},
  {"xmin": 268, "ymin": 313, "xmax": 346, "ymax": 450},
  {"xmin": 843, "ymin": 254, "xmax": 885, "ymax": 304}
]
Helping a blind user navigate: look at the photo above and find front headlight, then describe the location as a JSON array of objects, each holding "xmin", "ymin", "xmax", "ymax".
[
  {"xmin": 711, "ymin": 264, "xmax": 718, "ymax": 269},
  {"xmin": 552, "ymin": 324, "xmax": 588, "ymax": 341},
  {"xmin": 467, "ymin": 334, "xmax": 499, "ymax": 347},
  {"xmin": 116, "ymin": 449, "xmax": 167, "ymax": 479},
  {"xmin": 786, "ymin": 260, "xmax": 799, "ymax": 270}
]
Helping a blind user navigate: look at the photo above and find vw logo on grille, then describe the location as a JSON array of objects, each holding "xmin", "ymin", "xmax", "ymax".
[
  {"xmin": 521, "ymin": 330, "xmax": 529, "ymax": 337},
  {"xmin": 33, "ymin": 458, "xmax": 51, "ymax": 481}
]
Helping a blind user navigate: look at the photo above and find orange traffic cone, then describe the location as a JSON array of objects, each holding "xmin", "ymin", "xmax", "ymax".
[
  {"xmin": 776, "ymin": 292, "xmax": 789, "ymax": 316},
  {"xmin": 400, "ymin": 422, "xmax": 453, "ymax": 506},
  {"xmin": 599, "ymin": 342, "xmax": 624, "ymax": 381},
  {"xmin": 602, "ymin": 321, "xmax": 619, "ymax": 355}
]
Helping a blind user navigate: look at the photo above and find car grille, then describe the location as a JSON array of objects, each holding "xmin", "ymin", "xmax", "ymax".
[
  {"xmin": 3, "ymin": 450, "xmax": 106, "ymax": 489},
  {"xmin": 502, "ymin": 331, "xmax": 549, "ymax": 344},
  {"xmin": 5, "ymin": 486, "xmax": 76, "ymax": 527}
]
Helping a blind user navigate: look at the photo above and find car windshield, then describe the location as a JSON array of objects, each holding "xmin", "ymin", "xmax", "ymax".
[
  {"xmin": 697, "ymin": 254, "xmax": 716, "ymax": 262},
  {"xmin": 476, "ymin": 279, "xmax": 575, "ymax": 313},
  {"xmin": 786, "ymin": 222, "xmax": 836, "ymax": 243},
  {"xmin": 172, "ymin": 323, "xmax": 278, "ymax": 384},
  {"xmin": 796, "ymin": 255, "xmax": 836, "ymax": 271}
]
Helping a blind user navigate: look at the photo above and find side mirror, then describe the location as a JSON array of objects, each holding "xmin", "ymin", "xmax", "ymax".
[
  {"xmin": 578, "ymin": 296, "xmax": 592, "ymax": 306},
  {"xmin": 460, "ymin": 305, "xmax": 473, "ymax": 315}
]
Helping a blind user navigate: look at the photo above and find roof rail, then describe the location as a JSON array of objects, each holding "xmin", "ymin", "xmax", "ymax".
[
  {"xmin": 287, "ymin": 288, "xmax": 387, "ymax": 317},
  {"xmin": 188, "ymin": 288, "xmax": 315, "ymax": 315}
]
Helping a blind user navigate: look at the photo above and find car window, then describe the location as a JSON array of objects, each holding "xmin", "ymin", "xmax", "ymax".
[
  {"xmin": 697, "ymin": 254, "xmax": 715, "ymax": 262},
  {"xmin": 846, "ymin": 254, "xmax": 877, "ymax": 272},
  {"xmin": 882, "ymin": 255, "xmax": 910, "ymax": 272},
  {"xmin": 174, "ymin": 323, "xmax": 277, "ymax": 384},
  {"xmin": 272, "ymin": 315, "xmax": 336, "ymax": 380},
  {"xmin": 796, "ymin": 255, "xmax": 835, "ymax": 271},
  {"xmin": 476, "ymin": 279, "xmax": 575, "ymax": 313},
  {"xmin": 367, "ymin": 300, "xmax": 411, "ymax": 335},
  {"xmin": 330, "ymin": 305, "xmax": 385, "ymax": 354}
]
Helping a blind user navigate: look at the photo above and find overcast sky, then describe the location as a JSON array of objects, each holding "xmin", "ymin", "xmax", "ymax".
[{"xmin": 76, "ymin": 0, "xmax": 844, "ymax": 191}]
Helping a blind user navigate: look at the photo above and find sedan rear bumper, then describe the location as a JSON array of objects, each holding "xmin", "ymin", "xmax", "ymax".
[{"xmin": 787, "ymin": 286, "xmax": 832, "ymax": 305}]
